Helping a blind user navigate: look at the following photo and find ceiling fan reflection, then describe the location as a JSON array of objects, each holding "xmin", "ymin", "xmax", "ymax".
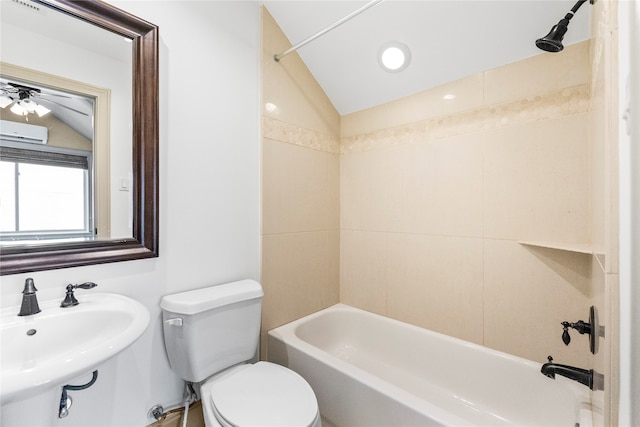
[{"xmin": 0, "ymin": 82, "xmax": 89, "ymax": 117}]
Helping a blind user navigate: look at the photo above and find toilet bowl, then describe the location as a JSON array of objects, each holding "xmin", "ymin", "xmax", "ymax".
[
  {"xmin": 160, "ymin": 280, "xmax": 321, "ymax": 427},
  {"xmin": 200, "ymin": 362, "xmax": 321, "ymax": 427}
]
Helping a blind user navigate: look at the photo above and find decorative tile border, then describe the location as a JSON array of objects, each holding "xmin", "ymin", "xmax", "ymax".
[
  {"xmin": 262, "ymin": 117, "xmax": 340, "ymax": 154},
  {"xmin": 262, "ymin": 84, "xmax": 591, "ymax": 156},
  {"xmin": 341, "ymin": 84, "xmax": 591, "ymax": 154}
]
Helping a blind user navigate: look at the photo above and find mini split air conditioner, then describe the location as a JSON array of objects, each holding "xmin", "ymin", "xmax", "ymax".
[{"xmin": 0, "ymin": 120, "xmax": 48, "ymax": 145}]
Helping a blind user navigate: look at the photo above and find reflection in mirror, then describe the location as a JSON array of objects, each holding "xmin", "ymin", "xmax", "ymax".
[
  {"xmin": 0, "ymin": 70, "xmax": 112, "ymax": 244},
  {"xmin": 0, "ymin": 0, "xmax": 159, "ymax": 275},
  {"xmin": 1, "ymin": 0, "xmax": 134, "ymax": 244}
]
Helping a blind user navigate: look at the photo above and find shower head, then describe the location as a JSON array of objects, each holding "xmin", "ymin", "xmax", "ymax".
[
  {"xmin": 536, "ymin": 19, "xmax": 570, "ymax": 52},
  {"xmin": 536, "ymin": 0, "xmax": 589, "ymax": 53}
]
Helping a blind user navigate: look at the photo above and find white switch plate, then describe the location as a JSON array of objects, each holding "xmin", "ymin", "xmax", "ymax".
[{"xmin": 119, "ymin": 177, "xmax": 129, "ymax": 191}]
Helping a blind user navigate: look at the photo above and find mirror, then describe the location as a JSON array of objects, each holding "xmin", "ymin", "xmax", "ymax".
[
  {"xmin": 0, "ymin": 0, "xmax": 158, "ymax": 275},
  {"xmin": 0, "ymin": 69, "xmax": 112, "ymax": 243}
]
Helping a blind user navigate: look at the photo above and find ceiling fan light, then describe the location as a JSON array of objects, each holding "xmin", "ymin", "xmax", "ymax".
[
  {"xmin": 10, "ymin": 102, "xmax": 27, "ymax": 116},
  {"xmin": 0, "ymin": 95, "xmax": 12, "ymax": 109},
  {"xmin": 20, "ymin": 99, "xmax": 37, "ymax": 113},
  {"xmin": 35, "ymin": 104, "xmax": 51, "ymax": 117}
]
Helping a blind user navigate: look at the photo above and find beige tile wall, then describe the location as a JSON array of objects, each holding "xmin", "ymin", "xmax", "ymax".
[
  {"xmin": 262, "ymin": 6, "xmax": 618, "ymax": 420},
  {"xmin": 260, "ymin": 9, "xmax": 340, "ymax": 357},
  {"xmin": 340, "ymin": 40, "xmax": 598, "ymax": 368}
]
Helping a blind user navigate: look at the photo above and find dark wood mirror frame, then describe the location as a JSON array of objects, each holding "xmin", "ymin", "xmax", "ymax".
[{"xmin": 0, "ymin": 0, "xmax": 159, "ymax": 275}]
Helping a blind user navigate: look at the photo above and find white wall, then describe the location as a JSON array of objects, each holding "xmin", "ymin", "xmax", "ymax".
[
  {"xmin": 0, "ymin": 1, "xmax": 261, "ymax": 426},
  {"xmin": 618, "ymin": 1, "xmax": 640, "ymax": 425}
]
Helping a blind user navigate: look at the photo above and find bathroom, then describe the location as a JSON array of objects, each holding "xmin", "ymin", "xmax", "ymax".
[{"xmin": 0, "ymin": 0, "xmax": 637, "ymax": 426}]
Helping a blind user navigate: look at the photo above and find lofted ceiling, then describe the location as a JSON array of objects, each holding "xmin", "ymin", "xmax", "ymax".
[{"xmin": 263, "ymin": 0, "xmax": 591, "ymax": 115}]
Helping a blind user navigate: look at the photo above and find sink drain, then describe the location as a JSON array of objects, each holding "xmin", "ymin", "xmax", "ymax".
[{"xmin": 26, "ymin": 329, "xmax": 36, "ymax": 336}]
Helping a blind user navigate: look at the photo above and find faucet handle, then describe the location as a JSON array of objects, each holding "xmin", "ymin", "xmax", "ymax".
[
  {"xmin": 60, "ymin": 282, "xmax": 98, "ymax": 307},
  {"xmin": 547, "ymin": 355, "xmax": 554, "ymax": 363},
  {"xmin": 561, "ymin": 319, "xmax": 592, "ymax": 346}
]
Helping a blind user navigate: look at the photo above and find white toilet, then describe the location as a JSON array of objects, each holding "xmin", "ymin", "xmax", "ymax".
[{"xmin": 161, "ymin": 280, "xmax": 321, "ymax": 427}]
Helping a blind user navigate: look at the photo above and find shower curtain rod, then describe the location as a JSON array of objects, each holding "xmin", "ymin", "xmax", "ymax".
[{"xmin": 273, "ymin": 0, "xmax": 384, "ymax": 62}]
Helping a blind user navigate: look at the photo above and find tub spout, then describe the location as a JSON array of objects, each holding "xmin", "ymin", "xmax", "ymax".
[{"xmin": 541, "ymin": 356, "xmax": 604, "ymax": 391}]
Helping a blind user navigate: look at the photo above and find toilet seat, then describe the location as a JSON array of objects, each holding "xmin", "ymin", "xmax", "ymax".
[{"xmin": 204, "ymin": 362, "xmax": 319, "ymax": 427}]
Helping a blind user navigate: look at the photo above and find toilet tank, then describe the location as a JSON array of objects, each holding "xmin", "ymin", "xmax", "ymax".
[{"xmin": 160, "ymin": 280, "xmax": 264, "ymax": 382}]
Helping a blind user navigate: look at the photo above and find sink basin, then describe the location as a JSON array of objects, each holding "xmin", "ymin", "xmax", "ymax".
[{"xmin": 1, "ymin": 293, "xmax": 149, "ymax": 404}]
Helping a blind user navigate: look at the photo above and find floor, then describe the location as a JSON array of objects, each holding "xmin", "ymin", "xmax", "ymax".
[{"xmin": 146, "ymin": 400, "xmax": 335, "ymax": 427}]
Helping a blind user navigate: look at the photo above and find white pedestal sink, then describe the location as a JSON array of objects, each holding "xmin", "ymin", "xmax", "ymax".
[{"xmin": 0, "ymin": 292, "xmax": 150, "ymax": 404}]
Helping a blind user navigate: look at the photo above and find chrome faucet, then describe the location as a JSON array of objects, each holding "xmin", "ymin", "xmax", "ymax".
[
  {"xmin": 18, "ymin": 278, "xmax": 41, "ymax": 316},
  {"xmin": 541, "ymin": 356, "xmax": 604, "ymax": 391},
  {"xmin": 60, "ymin": 282, "xmax": 98, "ymax": 307}
]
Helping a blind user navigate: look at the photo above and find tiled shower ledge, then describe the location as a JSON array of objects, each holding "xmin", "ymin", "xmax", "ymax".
[{"xmin": 518, "ymin": 241, "xmax": 604, "ymax": 256}]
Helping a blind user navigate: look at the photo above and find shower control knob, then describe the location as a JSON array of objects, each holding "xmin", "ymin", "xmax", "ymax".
[
  {"xmin": 561, "ymin": 319, "xmax": 592, "ymax": 346},
  {"xmin": 562, "ymin": 326, "xmax": 571, "ymax": 345}
]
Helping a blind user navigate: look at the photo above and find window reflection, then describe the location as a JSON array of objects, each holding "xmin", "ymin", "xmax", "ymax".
[{"xmin": 0, "ymin": 142, "xmax": 93, "ymax": 240}]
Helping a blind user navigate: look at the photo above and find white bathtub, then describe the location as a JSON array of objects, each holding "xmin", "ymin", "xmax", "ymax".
[{"xmin": 268, "ymin": 304, "xmax": 595, "ymax": 427}]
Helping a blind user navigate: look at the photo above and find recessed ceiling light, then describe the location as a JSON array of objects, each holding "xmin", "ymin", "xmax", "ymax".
[
  {"xmin": 378, "ymin": 41, "xmax": 411, "ymax": 73},
  {"xmin": 265, "ymin": 102, "xmax": 280, "ymax": 114},
  {"xmin": 442, "ymin": 94, "xmax": 456, "ymax": 100}
]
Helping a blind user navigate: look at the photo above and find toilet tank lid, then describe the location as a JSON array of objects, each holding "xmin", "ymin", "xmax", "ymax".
[{"xmin": 160, "ymin": 280, "xmax": 263, "ymax": 315}]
